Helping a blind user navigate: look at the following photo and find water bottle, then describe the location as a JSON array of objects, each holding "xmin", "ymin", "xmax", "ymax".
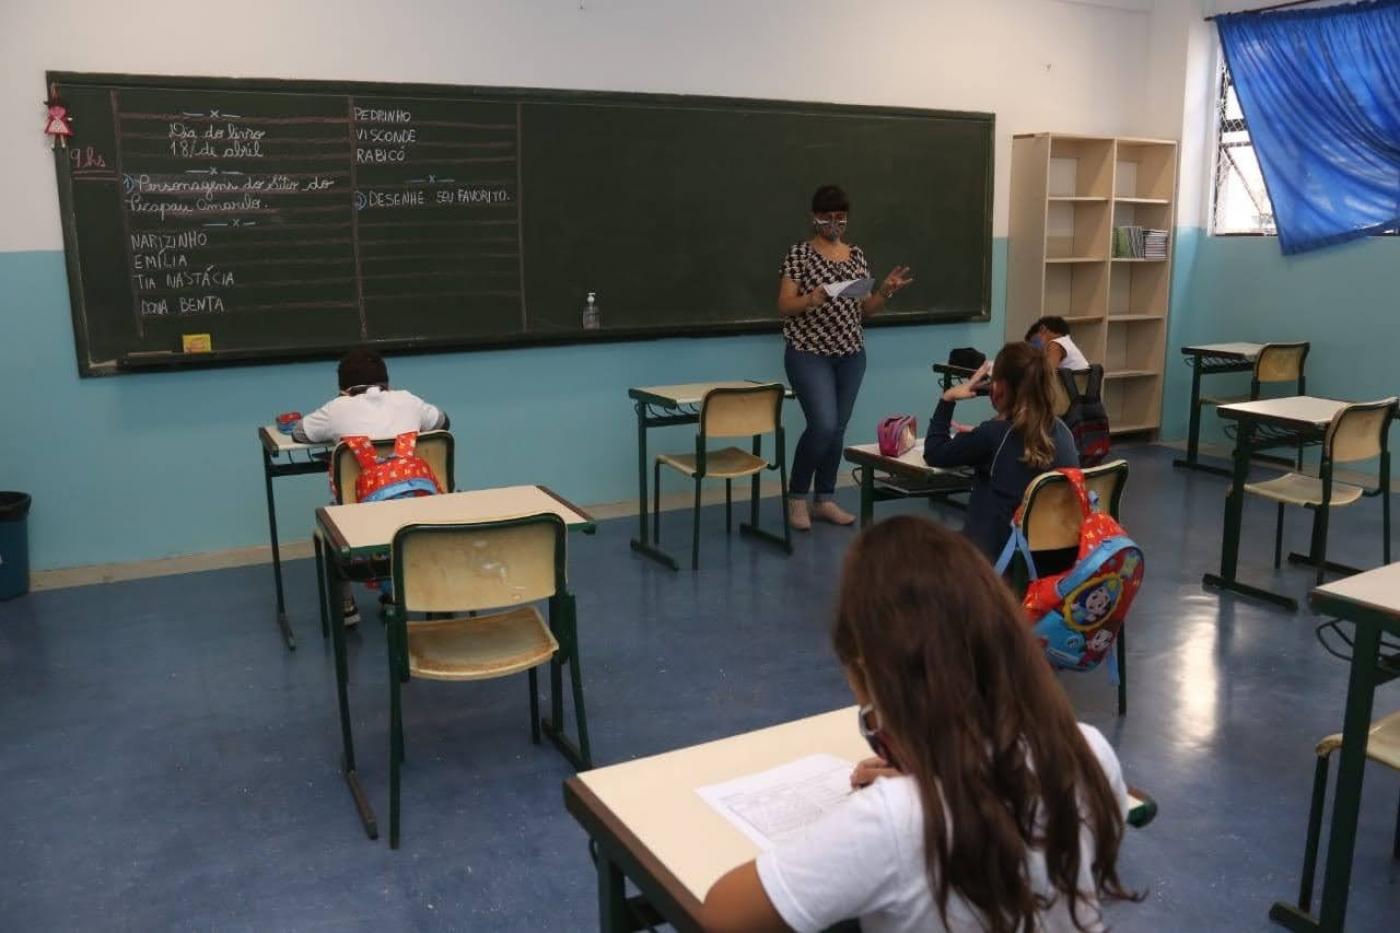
[{"xmin": 582, "ymin": 291, "xmax": 601, "ymax": 330}]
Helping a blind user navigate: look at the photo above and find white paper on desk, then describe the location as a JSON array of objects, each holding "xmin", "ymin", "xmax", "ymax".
[
  {"xmin": 822, "ymin": 277, "xmax": 875, "ymax": 299},
  {"xmin": 695, "ymin": 753, "xmax": 854, "ymax": 851}
]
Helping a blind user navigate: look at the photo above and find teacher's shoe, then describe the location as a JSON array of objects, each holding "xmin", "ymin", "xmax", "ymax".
[
  {"xmin": 788, "ymin": 497, "xmax": 812, "ymax": 531},
  {"xmin": 813, "ymin": 500, "xmax": 856, "ymax": 526}
]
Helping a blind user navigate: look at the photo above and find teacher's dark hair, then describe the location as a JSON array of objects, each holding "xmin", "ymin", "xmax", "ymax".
[{"xmin": 811, "ymin": 184, "xmax": 850, "ymax": 214}]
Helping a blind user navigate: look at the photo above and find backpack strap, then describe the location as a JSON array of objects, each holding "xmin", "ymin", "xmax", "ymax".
[
  {"xmin": 1084, "ymin": 364, "xmax": 1105, "ymax": 402},
  {"xmin": 1059, "ymin": 368, "xmax": 1084, "ymax": 405},
  {"xmin": 993, "ymin": 521, "xmax": 1039, "ymax": 580},
  {"xmin": 343, "ymin": 435, "xmax": 380, "ymax": 469},
  {"xmin": 393, "ymin": 431, "xmax": 419, "ymax": 458}
]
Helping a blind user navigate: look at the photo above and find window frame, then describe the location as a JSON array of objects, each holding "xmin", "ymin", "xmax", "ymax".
[{"xmin": 1209, "ymin": 53, "xmax": 1398, "ymax": 239}]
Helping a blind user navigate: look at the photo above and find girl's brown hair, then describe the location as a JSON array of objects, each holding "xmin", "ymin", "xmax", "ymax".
[
  {"xmin": 994, "ymin": 341, "xmax": 1059, "ymax": 470},
  {"xmin": 833, "ymin": 516, "xmax": 1136, "ymax": 932}
]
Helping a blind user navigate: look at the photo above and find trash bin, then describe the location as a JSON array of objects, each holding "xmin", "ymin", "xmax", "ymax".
[{"xmin": 0, "ymin": 492, "xmax": 32, "ymax": 600}]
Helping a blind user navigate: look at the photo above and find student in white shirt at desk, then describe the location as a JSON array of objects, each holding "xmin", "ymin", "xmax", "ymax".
[
  {"xmin": 294, "ymin": 349, "xmax": 449, "ymax": 626},
  {"xmin": 1026, "ymin": 315, "xmax": 1090, "ymax": 371},
  {"xmin": 702, "ymin": 517, "xmax": 1136, "ymax": 933}
]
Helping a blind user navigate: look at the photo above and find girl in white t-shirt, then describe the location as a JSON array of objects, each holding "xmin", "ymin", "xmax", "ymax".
[{"xmin": 702, "ymin": 516, "xmax": 1137, "ymax": 933}]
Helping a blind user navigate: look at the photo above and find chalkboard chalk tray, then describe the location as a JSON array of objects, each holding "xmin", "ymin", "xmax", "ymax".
[{"xmin": 48, "ymin": 72, "xmax": 993, "ymax": 376}]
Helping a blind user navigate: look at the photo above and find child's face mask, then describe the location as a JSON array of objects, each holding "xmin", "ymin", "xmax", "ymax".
[
  {"xmin": 813, "ymin": 213, "xmax": 848, "ymax": 241},
  {"xmin": 1029, "ymin": 334, "xmax": 1045, "ymax": 349}
]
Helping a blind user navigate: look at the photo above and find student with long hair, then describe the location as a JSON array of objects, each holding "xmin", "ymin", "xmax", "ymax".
[
  {"xmin": 924, "ymin": 341, "xmax": 1078, "ymax": 559},
  {"xmin": 702, "ymin": 516, "xmax": 1135, "ymax": 932}
]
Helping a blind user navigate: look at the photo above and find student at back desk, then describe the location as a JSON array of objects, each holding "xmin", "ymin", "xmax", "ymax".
[
  {"xmin": 1025, "ymin": 316, "xmax": 1089, "ymax": 371},
  {"xmin": 294, "ymin": 349, "xmax": 450, "ymax": 625}
]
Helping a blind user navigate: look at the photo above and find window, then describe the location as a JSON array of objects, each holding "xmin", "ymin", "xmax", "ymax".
[{"xmin": 1211, "ymin": 60, "xmax": 1397, "ymax": 237}]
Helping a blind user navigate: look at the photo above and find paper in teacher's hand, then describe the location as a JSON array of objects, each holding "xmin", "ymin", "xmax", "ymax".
[{"xmin": 822, "ymin": 277, "xmax": 876, "ymax": 299}]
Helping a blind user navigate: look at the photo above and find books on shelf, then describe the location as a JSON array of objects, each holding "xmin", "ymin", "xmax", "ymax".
[{"xmin": 1112, "ymin": 225, "xmax": 1169, "ymax": 259}]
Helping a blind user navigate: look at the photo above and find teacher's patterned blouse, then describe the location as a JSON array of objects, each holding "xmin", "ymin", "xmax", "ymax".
[
  {"xmin": 779, "ymin": 241, "xmax": 871, "ymax": 356},
  {"xmin": 784, "ymin": 239, "xmax": 868, "ymax": 355}
]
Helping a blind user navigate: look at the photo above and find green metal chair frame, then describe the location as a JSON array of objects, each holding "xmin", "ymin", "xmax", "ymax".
[
  {"xmin": 384, "ymin": 513, "xmax": 590, "ymax": 848},
  {"xmin": 652, "ymin": 384, "xmax": 792, "ymax": 571},
  {"xmin": 1294, "ymin": 710, "xmax": 1400, "ymax": 914}
]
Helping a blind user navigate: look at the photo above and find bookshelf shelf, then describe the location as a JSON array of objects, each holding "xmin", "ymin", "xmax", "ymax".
[{"xmin": 1009, "ymin": 133, "xmax": 1178, "ymax": 436}]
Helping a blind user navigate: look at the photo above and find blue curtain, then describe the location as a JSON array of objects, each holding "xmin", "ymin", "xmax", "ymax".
[{"xmin": 1216, "ymin": 0, "xmax": 1400, "ymax": 254}]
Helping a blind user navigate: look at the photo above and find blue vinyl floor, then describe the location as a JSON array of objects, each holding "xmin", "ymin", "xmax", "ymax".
[{"xmin": 1, "ymin": 444, "xmax": 1397, "ymax": 930}]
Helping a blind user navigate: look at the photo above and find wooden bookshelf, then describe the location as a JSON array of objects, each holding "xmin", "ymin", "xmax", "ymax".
[{"xmin": 1007, "ymin": 133, "xmax": 1178, "ymax": 436}]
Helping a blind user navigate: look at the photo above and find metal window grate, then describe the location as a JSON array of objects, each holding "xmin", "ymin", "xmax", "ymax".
[{"xmin": 1211, "ymin": 60, "xmax": 1398, "ymax": 238}]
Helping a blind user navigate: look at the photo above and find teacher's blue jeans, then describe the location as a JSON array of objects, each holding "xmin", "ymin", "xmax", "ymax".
[{"xmin": 785, "ymin": 346, "xmax": 867, "ymax": 499}]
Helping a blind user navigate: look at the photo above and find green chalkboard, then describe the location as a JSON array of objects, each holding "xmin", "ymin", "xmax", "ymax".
[{"xmin": 48, "ymin": 72, "xmax": 993, "ymax": 376}]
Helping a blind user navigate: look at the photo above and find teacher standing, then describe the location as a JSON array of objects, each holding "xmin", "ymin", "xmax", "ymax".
[{"xmin": 777, "ymin": 184, "xmax": 913, "ymax": 530}]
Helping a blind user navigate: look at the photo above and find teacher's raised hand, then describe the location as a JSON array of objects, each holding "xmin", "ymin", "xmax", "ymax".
[{"xmin": 879, "ymin": 265, "xmax": 914, "ymax": 299}]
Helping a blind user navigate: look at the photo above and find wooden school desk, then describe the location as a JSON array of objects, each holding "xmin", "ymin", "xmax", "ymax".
[
  {"xmin": 565, "ymin": 707, "xmax": 1157, "ymax": 933},
  {"xmin": 1203, "ymin": 396, "xmax": 1351, "ymax": 612},
  {"xmin": 258, "ymin": 425, "xmax": 332, "ymax": 650},
  {"xmin": 843, "ymin": 441, "xmax": 972, "ymax": 527},
  {"xmin": 315, "ymin": 485, "xmax": 596, "ymax": 839},
  {"xmin": 1175, "ymin": 343, "xmax": 1264, "ymax": 475},
  {"xmin": 627, "ymin": 382, "xmax": 791, "ymax": 570},
  {"xmin": 1270, "ymin": 563, "xmax": 1400, "ymax": 933}
]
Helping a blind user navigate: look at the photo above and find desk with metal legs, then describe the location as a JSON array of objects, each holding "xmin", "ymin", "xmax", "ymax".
[
  {"xmin": 1174, "ymin": 343, "xmax": 1263, "ymax": 476},
  {"xmin": 1270, "ymin": 563, "xmax": 1400, "ymax": 933},
  {"xmin": 627, "ymin": 382, "xmax": 790, "ymax": 570},
  {"xmin": 315, "ymin": 485, "xmax": 596, "ymax": 839},
  {"xmin": 1203, "ymin": 397, "xmax": 1348, "ymax": 612},
  {"xmin": 258, "ymin": 426, "xmax": 331, "ymax": 651}
]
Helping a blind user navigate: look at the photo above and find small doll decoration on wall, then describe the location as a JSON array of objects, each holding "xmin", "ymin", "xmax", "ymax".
[{"xmin": 44, "ymin": 95, "xmax": 74, "ymax": 148}]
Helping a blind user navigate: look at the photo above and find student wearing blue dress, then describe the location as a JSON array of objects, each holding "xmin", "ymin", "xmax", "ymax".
[{"xmin": 923, "ymin": 342, "xmax": 1078, "ymax": 561}]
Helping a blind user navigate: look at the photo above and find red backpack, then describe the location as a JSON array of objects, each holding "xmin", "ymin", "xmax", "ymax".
[
  {"xmin": 341, "ymin": 432, "xmax": 442, "ymax": 503},
  {"xmin": 994, "ymin": 468, "xmax": 1144, "ymax": 674}
]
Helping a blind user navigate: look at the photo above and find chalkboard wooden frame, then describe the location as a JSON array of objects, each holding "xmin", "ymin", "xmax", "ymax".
[{"xmin": 49, "ymin": 71, "xmax": 994, "ymax": 376}]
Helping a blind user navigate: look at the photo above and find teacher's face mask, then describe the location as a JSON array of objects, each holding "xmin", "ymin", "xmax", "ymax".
[{"xmin": 813, "ymin": 214, "xmax": 847, "ymax": 241}]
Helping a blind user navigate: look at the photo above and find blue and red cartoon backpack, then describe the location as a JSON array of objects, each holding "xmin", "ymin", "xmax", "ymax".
[
  {"xmin": 994, "ymin": 468, "xmax": 1144, "ymax": 675},
  {"xmin": 340, "ymin": 432, "xmax": 442, "ymax": 503}
]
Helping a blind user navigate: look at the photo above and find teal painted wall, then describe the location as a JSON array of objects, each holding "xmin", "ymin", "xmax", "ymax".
[
  {"xmin": 1161, "ymin": 230, "xmax": 1400, "ymax": 454},
  {"xmin": 0, "ymin": 246, "xmax": 1003, "ymax": 571}
]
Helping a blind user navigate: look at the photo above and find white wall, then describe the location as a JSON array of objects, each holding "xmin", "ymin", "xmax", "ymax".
[{"xmin": 0, "ymin": 0, "xmax": 1158, "ymax": 253}]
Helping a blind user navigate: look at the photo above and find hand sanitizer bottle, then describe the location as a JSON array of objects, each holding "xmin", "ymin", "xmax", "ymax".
[{"xmin": 582, "ymin": 291, "xmax": 601, "ymax": 330}]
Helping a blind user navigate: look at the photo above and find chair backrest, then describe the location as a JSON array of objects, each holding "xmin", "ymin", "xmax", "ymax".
[
  {"xmin": 1020, "ymin": 460, "xmax": 1129, "ymax": 552},
  {"xmin": 391, "ymin": 513, "xmax": 566, "ymax": 614},
  {"xmin": 1325, "ymin": 398, "xmax": 1397, "ymax": 465},
  {"xmin": 700, "ymin": 384, "xmax": 784, "ymax": 439},
  {"xmin": 332, "ymin": 429, "xmax": 455, "ymax": 504},
  {"xmin": 1050, "ymin": 368, "xmax": 1090, "ymax": 418},
  {"xmin": 1254, "ymin": 342, "xmax": 1309, "ymax": 384}
]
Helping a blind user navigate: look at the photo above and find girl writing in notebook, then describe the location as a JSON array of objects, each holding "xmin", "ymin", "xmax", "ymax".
[{"xmin": 702, "ymin": 516, "xmax": 1135, "ymax": 933}]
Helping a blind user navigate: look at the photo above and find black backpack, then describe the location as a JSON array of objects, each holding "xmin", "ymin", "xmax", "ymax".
[{"xmin": 1060, "ymin": 365, "xmax": 1111, "ymax": 467}]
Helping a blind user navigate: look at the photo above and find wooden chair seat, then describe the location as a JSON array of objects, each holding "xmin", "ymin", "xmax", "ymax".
[
  {"xmin": 1316, "ymin": 709, "xmax": 1400, "ymax": 771},
  {"xmin": 657, "ymin": 447, "xmax": 767, "ymax": 479},
  {"xmin": 1244, "ymin": 473, "xmax": 1366, "ymax": 508},
  {"xmin": 407, "ymin": 605, "xmax": 558, "ymax": 681}
]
